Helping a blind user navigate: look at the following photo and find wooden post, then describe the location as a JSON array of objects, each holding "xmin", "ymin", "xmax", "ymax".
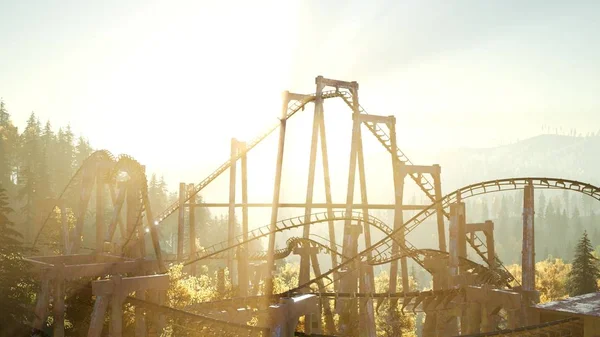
[
  {"xmin": 188, "ymin": 184, "xmax": 196, "ymax": 276},
  {"xmin": 449, "ymin": 202, "xmax": 460, "ymax": 286},
  {"xmin": 87, "ymin": 296, "xmax": 109, "ymax": 337},
  {"xmin": 142, "ymin": 190, "xmax": 165, "ymax": 273},
  {"xmin": 522, "ymin": 181, "xmax": 535, "ymax": 291},
  {"xmin": 53, "ymin": 264, "xmax": 66, "ymax": 337},
  {"xmin": 265, "ymin": 91, "xmax": 290, "ymax": 297},
  {"xmin": 135, "ymin": 288, "xmax": 147, "ymax": 337},
  {"xmin": 72, "ymin": 167, "xmax": 95, "ymax": 253},
  {"xmin": 228, "ymin": 138, "xmax": 238, "ymax": 286},
  {"xmin": 109, "ymin": 275, "xmax": 124, "ymax": 336},
  {"xmin": 177, "ymin": 183, "xmax": 185, "ymax": 261},
  {"xmin": 316, "ymin": 88, "xmax": 338, "ymax": 278},
  {"xmin": 389, "ymin": 118, "xmax": 407, "ymax": 337},
  {"xmin": 96, "ymin": 172, "xmax": 105, "ymax": 254},
  {"xmin": 239, "ymin": 141, "xmax": 249, "ymax": 296},
  {"xmin": 33, "ymin": 277, "xmax": 50, "ymax": 331},
  {"xmin": 340, "ymin": 82, "xmax": 361, "ymax": 335},
  {"xmin": 60, "ymin": 201, "xmax": 69, "ymax": 255},
  {"xmin": 300, "ymin": 83, "xmax": 321, "ymax": 290},
  {"xmin": 355, "ymin": 123, "xmax": 376, "ymax": 337},
  {"xmin": 432, "ymin": 165, "xmax": 446, "ymax": 252},
  {"xmin": 484, "ymin": 220, "xmax": 496, "ymax": 267},
  {"xmin": 107, "ymin": 183, "xmax": 126, "ymax": 244}
]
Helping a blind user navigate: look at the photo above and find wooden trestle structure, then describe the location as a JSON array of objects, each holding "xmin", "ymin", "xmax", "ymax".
[{"xmin": 27, "ymin": 75, "xmax": 600, "ymax": 337}]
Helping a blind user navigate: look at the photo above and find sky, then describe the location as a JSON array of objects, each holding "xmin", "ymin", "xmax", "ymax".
[{"xmin": 1, "ymin": 0, "xmax": 600, "ymax": 192}]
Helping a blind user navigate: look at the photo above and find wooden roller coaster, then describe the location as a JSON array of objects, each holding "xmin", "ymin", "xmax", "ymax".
[{"xmin": 27, "ymin": 76, "xmax": 598, "ymax": 337}]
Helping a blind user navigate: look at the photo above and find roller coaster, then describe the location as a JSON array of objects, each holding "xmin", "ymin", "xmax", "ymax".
[{"xmin": 26, "ymin": 76, "xmax": 593, "ymax": 337}]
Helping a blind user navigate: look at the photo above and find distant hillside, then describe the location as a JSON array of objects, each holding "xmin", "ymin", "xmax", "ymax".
[{"xmin": 429, "ymin": 134, "xmax": 600, "ymax": 192}]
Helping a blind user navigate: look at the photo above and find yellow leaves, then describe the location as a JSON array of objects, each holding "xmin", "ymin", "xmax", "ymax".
[{"xmin": 506, "ymin": 258, "xmax": 571, "ymax": 303}]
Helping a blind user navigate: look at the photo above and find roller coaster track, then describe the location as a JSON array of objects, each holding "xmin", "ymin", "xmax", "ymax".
[
  {"xmin": 369, "ymin": 178, "xmax": 600, "ymax": 266},
  {"xmin": 184, "ymin": 211, "xmax": 387, "ymax": 266},
  {"xmin": 179, "ymin": 210, "xmax": 508, "ymax": 288},
  {"xmin": 283, "ymin": 177, "xmax": 600, "ymax": 296},
  {"xmin": 32, "ymin": 150, "xmax": 116, "ymax": 248},
  {"xmin": 148, "ymin": 86, "xmax": 505, "ymax": 280},
  {"xmin": 247, "ymin": 236, "xmax": 348, "ymax": 261}
]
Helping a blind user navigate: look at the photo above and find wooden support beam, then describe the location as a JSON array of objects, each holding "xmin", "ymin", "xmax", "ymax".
[
  {"xmin": 177, "ymin": 182, "xmax": 185, "ymax": 261},
  {"xmin": 52, "ymin": 265, "xmax": 66, "ymax": 337},
  {"xmin": 239, "ymin": 141, "xmax": 249, "ymax": 296},
  {"xmin": 33, "ymin": 277, "xmax": 50, "ymax": 331},
  {"xmin": 87, "ymin": 295, "xmax": 109, "ymax": 337},
  {"xmin": 228, "ymin": 138, "xmax": 237, "ymax": 286},
  {"xmin": 317, "ymin": 75, "xmax": 358, "ymax": 90},
  {"xmin": 265, "ymin": 91, "xmax": 290, "ymax": 297},
  {"xmin": 96, "ymin": 172, "xmax": 105, "ymax": 254},
  {"xmin": 188, "ymin": 183, "xmax": 197, "ymax": 276},
  {"xmin": 354, "ymin": 113, "xmax": 395, "ymax": 125}
]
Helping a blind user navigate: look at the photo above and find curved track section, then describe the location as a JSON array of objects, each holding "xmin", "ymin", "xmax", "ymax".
[
  {"xmin": 183, "ymin": 211, "xmax": 385, "ymax": 266},
  {"xmin": 370, "ymin": 178, "xmax": 600, "ymax": 266},
  {"xmin": 247, "ymin": 236, "xmax": 348, "ymax": 261},
  {"xmin": 32, "ymin": 150, "xmax": 116, "ymax": 248},
  {"xmin": 283, "ymin": 177, "xmax": 600, "ymax": 296}
]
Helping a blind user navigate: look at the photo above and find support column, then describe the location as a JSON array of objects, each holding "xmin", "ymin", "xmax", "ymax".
[
  {"xmin": 188, "ymin": 184, "xmax": 196, "ymax": 276},
  {"xmin": 299, "ymin": 84, "xmax": 323, "ymax": 332},
  {"xmin": 33, "ymin": 277, "xmax": 50, "ymax": 332},
  {"xmin": 449, "ymin": 200, "xmax": 466, "ymax": 287},
  {"xmin": 53, "ymin": 267, "xmax": 65, "ymax": 337},
  {"xmin": 177, "ymin": 182, "xmax": 185, "ymax": 261},
  {"xmin": 126, "ymin": 181, "xmax": 142, "ymax": 258},
  {"xmin": 522, "ymin": 181, "xmax": 535, "ymax": 291},
  {"xmin": 432, "ymin": 165, "xmax": 446, "ymax": 252},
  {"xmin": 96, "ymin": 172, "xmax": 105, "ymax": 254},
  {"xmin": 71, "ymin": 167, "xmax": 95, "ymax": 253},
  {"xmin": 239, "ymin": 141, "xmax": 249, "ymax": 296},
  {"xmin": 109, "ymin": 275, "xmax": 124, "ymax": 337},
  {"xmin": 521, "ymin": 180, "xmax": 537, "ymax": 326},
  {"xmin": 88, "ymin": 296, "xmax": 109, "ymax": 337},
  {"xmin": 265, "ymin": 91, "xmax": 290, "ymax": 297},
  {"xmin": 228, "ymin": 138, "xmax": 238, "ymax": 285},
  {"xmin": 315, "ymin": 78, "xmax": 338, "ymax": 278},
  {"xmin": 356, "ymin": 132, "xmax": 376, "ymax": 337},
  {"xmin": 389, "ymin": 118, "xmax": 408, "ymax": 295},
  {"xmin": 135, "ymin": 289, "xmax": 147, "ymax": 337},
  {"xmin": 300, "ymin": 87, "xmax": 322, "ymax": 288},
  {"xmin": 60, "ymin": 201, "xmax": 69, "ymax": 255},
  {"xmin": 484, "ymin": 220, "xmax": 495, "ymax": 267},
  {"xmin": 142, "ymin": 187, "xmax": 165, "ymax": 273}
]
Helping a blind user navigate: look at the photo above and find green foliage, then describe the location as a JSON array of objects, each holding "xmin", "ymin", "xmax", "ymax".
[
  {"xmin": 566, "ymin": 231, "xmax": 600, "ymax": 296},
  {"xmin": 0, "ymin": 184, "xmax": 37, "ymax": 336}
]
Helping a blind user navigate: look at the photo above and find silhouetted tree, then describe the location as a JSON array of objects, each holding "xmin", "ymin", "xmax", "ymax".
[
  {"xmin": 0, "ymin": 184, "xmax": 36, "ymax": 336},
  {"xmin": 74, "ymin": 135, "xmax": 93, "ymax": 169},
  {"xmin": 566, "ymin": 231, "xmax": 600, "ymax": 296},
  {"xmin": 18, "ymin": 113, "xmax": 42, "ymax": 240}
]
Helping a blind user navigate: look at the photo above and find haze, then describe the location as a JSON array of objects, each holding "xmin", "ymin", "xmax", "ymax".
[{"xmin": 1, "ymin": 0, "xmax": 600, "ymax": 191}]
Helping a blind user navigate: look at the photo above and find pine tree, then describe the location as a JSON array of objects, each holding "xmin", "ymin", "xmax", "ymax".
[
  {"xmin": 37, "ymin": 121, "xmax": 55, "ymax": 200},
  {"xmin": 0, "ymin": 101, "xmax": 20, "ymax": 195},
  {"xmin": 18, "ymin": 113, "xmax": 42, "ymax": 240},
  {"xmin": 566, "ymin": 231, "xmax": 600, "ymax": 296},
  {"xmin": 74, "ymin": 135, "xmax": 93, "ymax": 169},
  {"xmin": 0, "ymin": 184, "xmax": 36, "ymax": 335}
]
